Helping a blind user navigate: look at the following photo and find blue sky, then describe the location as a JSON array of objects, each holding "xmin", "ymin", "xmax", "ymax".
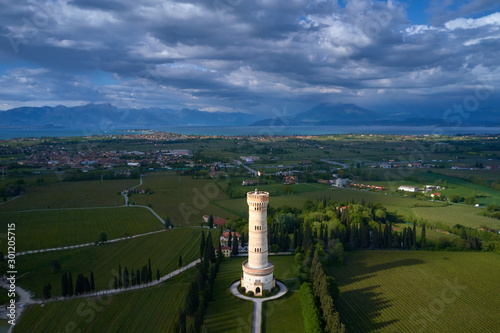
[{"xmin": 0, "ymin": 0, "xmax": 499, "ymax": 118}]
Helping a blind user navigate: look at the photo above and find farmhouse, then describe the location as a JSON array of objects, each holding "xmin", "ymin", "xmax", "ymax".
[
  {"xmin": 398, "ymin": 185, "xmax": 419, "ymax": 192},
  {"xmin": 220, "ymin": 231, "xmax": 240, "ymax": 243},
  {"xmin": 202, "ymin": 215, "xmax": 227, "ymax": 227},
  {"xmin": 215, "ymin": 246, "xmax": 231, "ymax": 258}
]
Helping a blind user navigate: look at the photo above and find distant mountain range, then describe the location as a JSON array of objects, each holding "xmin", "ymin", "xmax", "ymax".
[
  {"xmin": 0, "ymin": 104, "xmax": 259, "ymax": 128},
  {"xmin": 0, "ymin": 103, "xmax": 499, "ymax": 129},
  {"xmin": 251, "ymin": 103, "xmax": 500, "ymax": 127}
]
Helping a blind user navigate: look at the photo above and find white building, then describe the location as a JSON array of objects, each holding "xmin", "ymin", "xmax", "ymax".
[
  {"xmin": 336, "ymin": 178, "xmax": 349, "ymax": 187},
  {"xmin": 398, "ymin": 185, "xmax": 419, "ymax": 192},
  {"xmin": 241, "ymin": 190, "xmax": 275, "ymax": 296}
]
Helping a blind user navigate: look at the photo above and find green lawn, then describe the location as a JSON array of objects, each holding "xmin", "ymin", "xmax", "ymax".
[
  {"xmin": 412, "ymin": 205, "xmax": 500, "ymax": 229},
  {"xmin": 204, "ymin": 255, "xmax": 304, "ymax": 333},
  {"xmin": 13, "ymin": 267, "xmax": 194, "ymax": 333},
  {"xmin": 328, "ymin": 250, "xmax": 500, "ymax": 333},
  {"xmin": 129, "ymin": 173, "xmax": 236, "ymax": 226},
  {"xmin": 0, "ymin": 179, "xmax": 137, "ymax": 212},
  {"xmin": 262, "ymin": 256, "xmax": 304, "ymax": 333},
  {"xmin": 17, "ymin": 228, "xmax": 201, "ymax": 298},
  {"xmin": 203, "ymin": 257, "xmax": 253, "ymax": 333},
  {"xmin": 0, "ymin": 206, "xmax": 165, "ymax": 252}
]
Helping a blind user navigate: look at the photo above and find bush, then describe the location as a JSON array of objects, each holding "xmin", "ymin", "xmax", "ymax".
[
  {"xmin": 262, "ymin": 290, "xmax": 270, "ymax": 297},
  {"xmin": 237, "ymin": 285, "xmax": 245, "ymax": 294},
  {"xmin": 246, "ymin": 291, "xmax": 254, "ymax": 297}
]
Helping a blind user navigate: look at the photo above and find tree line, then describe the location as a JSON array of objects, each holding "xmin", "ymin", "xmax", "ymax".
[{"xmin": 174, "ymin": 230, "xmax": 224, "ymax": 333}]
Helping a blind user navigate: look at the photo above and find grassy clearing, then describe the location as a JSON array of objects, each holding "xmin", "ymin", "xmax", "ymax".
[
  {"xmin": 13, "ymin": 267, "xmax": 194, "ymax": 333},
  {"xmin": 0, "ymin": 206, "xmax": 164, "ymax": 252},
  {"xmin": 129, "ymin": 173, "xmax": 235, "ymax": 226},
  {"xmin": 204, "ymin": 256, "xmax": 253, "ymax": 333},
  {"xmin": 328, "ymin": 250, "xmax": 500, "ymax": 333},
  {"xmin": 204, "ymin": 255, "xmax": 304, "ymax": 333},
  {"xmin": 0, "ymin": 179, "xmax": 137, "ymax": 212},
  {"xmin": 262, "ymin": 256, "xmax": 304, "ymax": 333},
  {"xmin": 412, "ymin": 205, "xmax": 500, "ymax": 229},
  {"xmin": 17, "ymin": 228, "xmax": 201, "ymax": 298}
]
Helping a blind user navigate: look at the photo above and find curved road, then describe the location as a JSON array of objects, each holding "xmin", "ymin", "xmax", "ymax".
[{"xmin": 230, "ymin": 281, "xmax": 288, "ymax": 333}]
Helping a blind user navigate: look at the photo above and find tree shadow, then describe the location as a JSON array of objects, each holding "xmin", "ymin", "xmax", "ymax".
[{"xmin": 328, "ymin": 254, "xmax": 425, "ymax": 332}]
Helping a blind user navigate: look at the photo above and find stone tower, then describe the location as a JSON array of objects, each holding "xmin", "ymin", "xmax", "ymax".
[{"xmin": 241, "ymin": 190, "xmax": 275, "ymax": 296}]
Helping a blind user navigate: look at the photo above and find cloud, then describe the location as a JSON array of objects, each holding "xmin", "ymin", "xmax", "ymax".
[{"xmin": 0, "ymin": 0, "xmax": 498, "ymax": 116}]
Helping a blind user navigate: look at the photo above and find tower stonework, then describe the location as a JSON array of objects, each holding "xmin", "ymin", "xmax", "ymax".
[{"xmin": 241, "ymin": 190, "xmax": 275, "ymax": 296}]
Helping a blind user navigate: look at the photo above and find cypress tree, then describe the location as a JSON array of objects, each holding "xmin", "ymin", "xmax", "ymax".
[
  {"xmin": 136, "ymin": 269, "xmax": 141, "ymax": 285},
  {"xmin": 179, "ymin": 255, "xmax": 183, "ymax": 268},
  {"xmin": 156, "ymin": 268, "xmax": 160, "ymax": 281},
  {"xmin": 118, "ymin": 264, "xmax": 123, "ymax": 288},
  {"xmin": 131, "ymin": 270, "xmax": 136, "ymax": 286},
  {"xmin": 208, "ymin": 214, "xmax": 214, "ymax": 229},
  {"xmin": 232, "ymin": 234, "xmax": 239, "ymax": 256},
  {"xmin": 84, "ymin": 276, "xmax": 90, "ymax": 293},
  {"xmin": 240, "ymin": 231, "xmax": 245, "ymax": 247},
  {"xmin": 200, "ymin": 230, "xmax": 206, "ymax": 259},
  {"xmin": 421, "ymin": 224, "xmax": 426, "ymax": 250},
  {"xmin": 68, "ymin": 272, "xmax": 74, "ymax": 296},
  {"xmin": 61, "ymin": 272, "xmax": 68, "ymax": 297},
  {"xmin": 148, "ymin": 259, "xmax": 153, "ymax": 282},
  {"xmin": 227, "ymin": 229, "xmax": 232, "ymax": 248},
  {"xmin": 412, "ymin": 222, "xmax": 417, "ymax": 249},
  {"xmin": 90, "ymin": 271, "xmax": 95, "ymax": 291},
  {"xmin": 124, "ymin": 267, "xmax": 129, "ymax": 288},
  {"xmin": 114, "ymin": 276, "xmax": 118, "ymax": 289},
  {"xmin": 293, "ymin": 229, "xmax": 298, "ymax": 249}
]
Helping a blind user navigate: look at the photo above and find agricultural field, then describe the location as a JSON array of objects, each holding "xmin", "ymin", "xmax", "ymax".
[
  {"xmin": 129, "ymin": 172, "xmax": 235, "ymax": 226},
  {"xmin": 392, "ymin": 223, "xmax": 457, "ymax": 245},
  {"xmin": 0, "ymin": 206, "xmax": 165, "ymax": 252},
  {"xmin": 214, "ymin": 186, "xmax": 443, "ymax": 219},
  {"xmin": 328, "ymin": 251, "xmax": 500, "ymax": 333},
  {"xmin": 0, "ymin": 179, "xmax": 137, "ymax": 212},
  {"xmin": 16, "ymin": 228, "xmax": 202, "ymax": 298},
  {"xmin": 13, "ymin": 268, "xmax": 194, "ymax": 333},
  {"xmin": 412, "ymin": 205, "xmax": 500, "ymax": 229}
]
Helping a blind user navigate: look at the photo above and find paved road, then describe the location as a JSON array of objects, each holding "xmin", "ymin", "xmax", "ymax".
[
  {"xmin": 229, "ymin": 281, "xmax": 288, "ymax": 333},
  {"xmin": 320, "ymin": 159, "xmax": 349, "ymax": 169}
]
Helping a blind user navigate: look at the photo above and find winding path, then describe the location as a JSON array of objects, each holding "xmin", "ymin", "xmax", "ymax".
[{"xmin": 229, "ymin": 281, "xmax": 288, "ymax": 333}]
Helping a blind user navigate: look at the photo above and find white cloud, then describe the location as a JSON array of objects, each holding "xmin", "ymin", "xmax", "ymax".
[{"xmin": 444, "ymin": 12, "xmax": 500, "ymax": 30}]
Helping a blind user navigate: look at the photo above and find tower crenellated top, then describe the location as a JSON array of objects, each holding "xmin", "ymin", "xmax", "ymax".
[{"xmin": 247, "ymin": 190, "xmax": 269, "ymax": 202}]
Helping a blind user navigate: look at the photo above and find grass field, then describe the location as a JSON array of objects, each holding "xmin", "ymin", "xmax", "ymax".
[
  {"xmin": 13, "ymin": 267, "xmax": 194, "ymax": 333},
  {"xmin": 129, "ymin": 173, "xmax": 236, "ymax": 226},
  {"xmin": 215, "ymin": 186, "xmax": 443, "ymax": 219},
  {"xmin": 0, "ymin": 206, "xmax": 165, "ymax": 252},
  {"xmin": 412, "ymin": 205, "xmax": 500, "ymax": 229},
  {"xmin": 204, "ymin": 255, "xmax": 304, "ymax": 333},
  {"xmin": 203, "ymin": 256, "xmax": 253, "ymax": 333},
  {"xmin": 17, "ymin": 228, "xmax": 201, "ymax": 298},
  {"xmin": 0, "ymin": 179, "xmax": 137, "ymax": 212},
  {"xmin": 262, "ymin": 256, "xmax": 304, "ymax": 333},
  {"xmin": 328, "ymin": 251, "xmax": 500, "ymax": 333}
]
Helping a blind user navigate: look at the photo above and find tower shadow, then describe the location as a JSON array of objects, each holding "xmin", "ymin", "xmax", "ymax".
[{"xmin": 327, "ymin": 253, "xmax": 425, "ymax": 332}]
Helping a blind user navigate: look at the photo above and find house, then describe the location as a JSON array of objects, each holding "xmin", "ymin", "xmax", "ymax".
[
  {"xmin": 221, "ymin": 231, "xmax": 240, "ymax": 243},
  {"xmin": 431, "ymin": 193, "xmax": 442, "ymax": 198},
  {"xmin": 215, "ymin": 246, "xmax": 231, "ymax": 258},
  {"xmin": 202, "ymin": 215, "xmax": 227, "ymax": 227},
  {"xmin": 336, "ymin": 178, "xmax": 349, "ymax": 187},
  {"xmin": 284, "ymin": 175, "xmax": 298, "ymax": 184},
  {"xmin": 398, "ymin": 185, "xmax": 419, "ymax": 192},
  {"xmin": 242, "ymin": 179, "xmax": 259, "ymax": 186}
]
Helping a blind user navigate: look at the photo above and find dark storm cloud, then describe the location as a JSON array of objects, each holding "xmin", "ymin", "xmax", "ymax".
[{"xmin": 0, "ymin": 0, "xmax": 499, "ymax": 114}]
